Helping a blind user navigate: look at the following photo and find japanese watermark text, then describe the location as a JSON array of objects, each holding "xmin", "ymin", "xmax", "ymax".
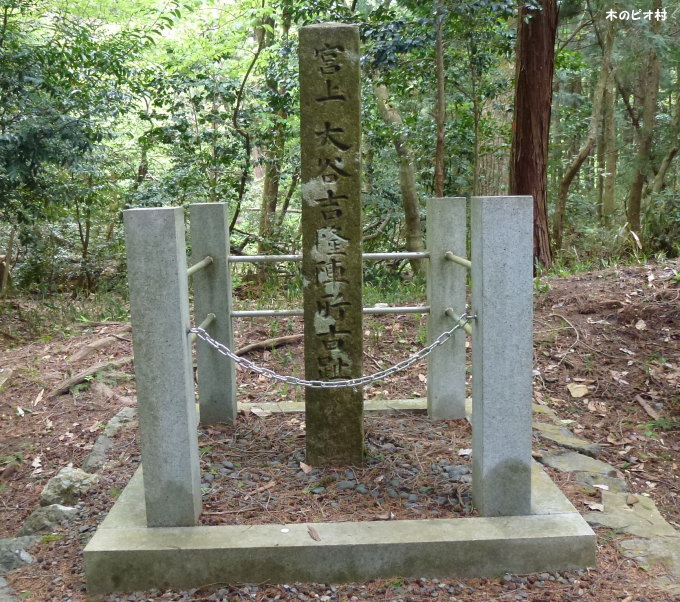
[{"xmin": 606, "ymin": 8, "xmax": 667, "ymax": 20}]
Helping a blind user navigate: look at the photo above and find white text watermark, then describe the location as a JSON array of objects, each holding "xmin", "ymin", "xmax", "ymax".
[{"xmin": 606, "ymin": 8, "xmax": 667, "ymax": 20}]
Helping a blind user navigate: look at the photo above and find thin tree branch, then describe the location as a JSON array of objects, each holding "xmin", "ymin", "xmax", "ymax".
[{"xmin": 230, "ymin": 8, "xmax": 268, "ymax": 232}]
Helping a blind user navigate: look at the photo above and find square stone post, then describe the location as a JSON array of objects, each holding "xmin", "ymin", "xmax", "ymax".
[
  {"xmin": 427, "ymin": 197, "xmax": 467, "ymax": 419},
  {"xmin": 190, "ymin": 203, "xmax": 236, "ymax": 424},
  {"xmin": 471, "ymin": 196, "xmax": 533, "ymax": 516},
  {"xmin": 300, "ymin": 23, "xmax": 363, "ymax": 466},
  {"xmin": 123, "ymin": 207, "xmax": 201, "ymax": 527}
]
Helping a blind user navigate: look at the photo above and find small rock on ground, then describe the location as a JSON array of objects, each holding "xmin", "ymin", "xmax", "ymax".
[
  {"xmin": 17, "ymin": 504, "xmax": 78, "ymax": 536},
  {"xmin": 0, "ymin": 576, "xmax": 21, "ymax": 602},
  {"xmin": 40, "ymin": 465, "xmax": 98, "ymax": 506},
  {"xmin": 0, "ymin": 536, "xmax": 40, "ymax": 574},
  {"xmin": 538, "ymin": 450, "xmax": 617, "ymax": 477}
]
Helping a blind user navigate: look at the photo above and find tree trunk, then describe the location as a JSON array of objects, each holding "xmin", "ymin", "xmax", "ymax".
[
  {"xmin": 596, "ymin": 109, "xmax": 604, "ymax": 219},
  {"xmin": 256, "ymin": 16, "xmax": 285, "ymax": 264},
  {"xmin": 649, "ymin": 66, "xmax": 679, "ymax": 195},
  {"xmin": 626, "ymin": 0, "xmax": 661, "ymax": 233},
  {"xmin": 257, "ymin": 121, "xmax": 284, "ymax": 256},
  {"xmin": 433, "ymin": 1, "xmax": 446, "ymax": 198},
  {"xmin": 508, "ymin": 0, "xmax": 558, "ymax": 270},
  {"xmin": 374, "ymin": 83, "xmax": 425, "ymax": 275},
  {"xmin": 0, "ymin": 228, "xmax": 15, "ymax": 298},
  {"xmin": 553, "ymin": 20, "xmax": 611, "ymax": 249},
  {"xmin": 601, "ymin": 80, "xmax": 617, "ymax": 221}
]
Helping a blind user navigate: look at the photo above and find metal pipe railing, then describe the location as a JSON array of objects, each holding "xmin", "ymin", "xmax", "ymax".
[
  {"xmin": 445, "ymin": 307, "xmax": 472, "ymax": 335},
  {"xmin": 229, "ymin": 254, "xmax": 302, "ymax": 264},
  {"xmin": 187, "ymin": 255, "xmax": 213, "ymax": 276},
  {"xmin": 231, "ymin": 305, "xmax": 430, "ymax": 318},
  {"xmin": 444, "ymin": 251, "xmax": 471, "ymax": 269},
  {"xmin": 228, "ymin": 251, "xmax": 431, "ymax": 264},
  {"xmin": 364, "ymin": 252, "xmax": 430, "ymax": 261},
  {"xmin": 189, "ymin": 313, "xmax": 216, "ymax": 342},
  {"xmin": 362, "ymin": 305, "xmax": 429, "ymax": 315}
]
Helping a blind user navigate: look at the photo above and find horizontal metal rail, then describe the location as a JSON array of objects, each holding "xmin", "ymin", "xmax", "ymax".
[
  {"xmin": 231, "ymin": 305, "xmax": 430, "ymax": 318},
  {"xmin": 189, "ymin": 313, "xmax": 216, "ymax": 342},
  {"xmin": 445, "ymin": 307, "xmax": 472, "ymax": 335},
  {"xmin": 229, "ymin": 254, "xmax": 302, "ymax": 264},
  {"xmin": 228, "ymin": 251, "xmax": 431, "ymax": 264},
  {"xmin": 187, "ymin": 255, "xmax": 213, "ymax": 276},
  {"xmin": 232, "ymin": 309, "xmax": 303, "ymax": 317},
  {"xmin": 364, "ymin": 252, "xmax": 430, "ymax": 261},
  {"xmin": 444, "ymin": 251, "xmax": 471, "ymax": 269},
  {"xmin": 363, "ymin": 305, "xmax": 429, "ymax": 315}
]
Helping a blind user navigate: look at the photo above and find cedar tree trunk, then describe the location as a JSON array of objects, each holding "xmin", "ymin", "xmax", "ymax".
[{"xmin": 509, "ymin": 0, "xmax": 558, "ymax": 269}]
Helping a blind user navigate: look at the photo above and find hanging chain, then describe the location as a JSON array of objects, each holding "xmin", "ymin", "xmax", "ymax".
[{"xmin": 188, "ymin": 312, "xmax": 474, "ymax": 390}]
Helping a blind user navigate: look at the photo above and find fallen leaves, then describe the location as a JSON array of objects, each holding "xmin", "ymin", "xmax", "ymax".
[
  {"xmin": 609, "ymin": 370, "xmax": 630, "ymax": 386},
  {"xmin": 307, "ymin": 526, "xmax": 321, "ymax": 541},
  {"xmin": 31, "ymin": 455, "xmax": 42, "ymax": 475},
  {"xmin": 635, "ymin": 395, "xmax": 659, "ymax": 420},
  {"xmin": 567, "ymin": 383, "xmax": 589, "ymax": 398},
  {"xmin": 0, "ymin": 367, "xmax": 14, "ymax": 389},
  {"xmin": 244, "ymin": 480, "xmax": 276, "ymax": 500},
  {"xmin": 606, "ymin": 433, "xmax": 631, "ymax": 446},
  {"xmin": 587, "ymin": 400, "xmax": 608, "ymax": 414},
  {"xmin": 33, "ymin": 388, "xmax": 44, "ymax": 406}
]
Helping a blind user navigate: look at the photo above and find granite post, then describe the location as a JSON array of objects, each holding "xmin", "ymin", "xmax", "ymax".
[
  {"xmin": 300, "ymin": 23, "xmax": 363, "ymax": 466},
  {"xmin": 190, "ymin": 203, "xmax": 236, "ymax": 424},
  {"xmin": 123, "ymin": 207, "xmax": 201, "ymax": 527},
  {"xmin": 427, "ymin": 197, "xmax": 467, "ymax": 419},
  {"xmin": 470, "ymin": 196, "xmax": 533, "ymax": 516}
]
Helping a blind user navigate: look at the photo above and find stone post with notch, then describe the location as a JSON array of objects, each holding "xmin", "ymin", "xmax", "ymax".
[
  {"xmin": 427, "ymin": 197, "xmax": 467, "ymax": 419},
  {"xmin": 300, "ymin": 23, "xmax": 363, "ymax": 466},
  {"xmin": 190, "ymin": 203, "xmax": 236, "ymax": 425},
  {"xmin": 123, "ymin": 207, "xmax": 201, "ymax": 527},
  {"xmin": 471, "ymin": 195, "xmax": 533, "ymax": 516}
]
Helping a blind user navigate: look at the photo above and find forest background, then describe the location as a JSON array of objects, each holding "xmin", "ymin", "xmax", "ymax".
[{"xmin": 0, "ymin": 0, "xmax": 678, "ymax": 306}]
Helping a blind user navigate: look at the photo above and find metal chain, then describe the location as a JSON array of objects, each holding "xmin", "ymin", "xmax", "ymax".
[{"xmin": 188, "ymin": 312, "xmax": 474, "ymax": 390}]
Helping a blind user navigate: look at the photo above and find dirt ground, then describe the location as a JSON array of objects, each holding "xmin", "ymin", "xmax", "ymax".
[{"xmin": 0, "ymin": 258, "xmax": 678, "ymax": 601}]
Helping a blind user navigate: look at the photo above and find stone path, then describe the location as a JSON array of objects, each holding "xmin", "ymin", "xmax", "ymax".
[
  {"xmin": 533, "ymin": 401, "xmax": 680, "ymax": 596},
  {"xmin": 0, "ymin": 406, "xmax": 137, "ymax": 598}
]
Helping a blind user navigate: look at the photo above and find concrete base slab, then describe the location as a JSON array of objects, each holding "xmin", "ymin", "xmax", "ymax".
[{"xmin": 85, "ymin": 462, "xmax": 595, "ymax": 594}]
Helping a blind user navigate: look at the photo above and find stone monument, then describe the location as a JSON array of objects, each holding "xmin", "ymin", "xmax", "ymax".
[{"xmin": 299, "ymin": 23, "xmax": 363, "ymax": 466}]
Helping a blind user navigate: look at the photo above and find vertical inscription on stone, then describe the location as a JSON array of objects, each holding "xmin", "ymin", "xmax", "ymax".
[{"xmin": 300, "ymin": 24, "xmax": 363, "ymax": 466}]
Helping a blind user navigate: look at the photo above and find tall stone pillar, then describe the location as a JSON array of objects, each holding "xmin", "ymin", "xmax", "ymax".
[
  {"xmin": 299, "ymin": 23, "xmax": 363, "ymax": 466},
  {"xmin": 471, "ymin": 196, "xmax": 533, "ymax": 516}
]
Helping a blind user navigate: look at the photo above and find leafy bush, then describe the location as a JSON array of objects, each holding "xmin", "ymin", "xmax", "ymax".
[{"xmin": 642, "ymin": 191, "xmax": 680, "ymax": 258}]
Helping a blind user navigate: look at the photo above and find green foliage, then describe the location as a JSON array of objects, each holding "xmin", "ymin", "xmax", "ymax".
[
  {"xmin": 0, "ymin": 452, "xmax": 24, "ymax": 467},
  {"xmin": 363, "ymin": 271, "xmax": 425, "ymax": 307},
  {"xmin": 642, "ymin": 418, "xmax": 679, "ymax": 440},
  {"xmin": 533, "ymin": 277, "xmax": 550, "ymax": 294},
  {"xmin": 0, "ymin": 0, "xmax": 677, "ymax": 298},
  {"xmin": 642, "ymin": 190, "xmax": 680, "ymax": 258},
  {"xmin": 131, "ymin": 64, "xmax": 244, "ymax": 207}
]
